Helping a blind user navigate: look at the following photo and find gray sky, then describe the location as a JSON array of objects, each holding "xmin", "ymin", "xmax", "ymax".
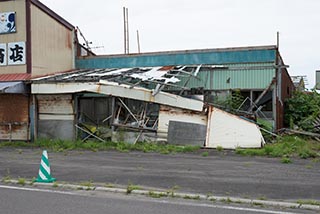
[{"xmin": 41, "ymin": 0, "xmax": 320, "ymax": 88}]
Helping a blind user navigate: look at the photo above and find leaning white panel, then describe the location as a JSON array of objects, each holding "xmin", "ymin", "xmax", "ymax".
[{"xmin": 206, "ymin": 107, "xmax": 265, "ymax": 149}]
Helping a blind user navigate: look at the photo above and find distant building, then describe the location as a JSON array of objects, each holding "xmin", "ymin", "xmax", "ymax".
[{"xmin": 291, "ymin": 76, "xmax": 307, "ymax": 91}]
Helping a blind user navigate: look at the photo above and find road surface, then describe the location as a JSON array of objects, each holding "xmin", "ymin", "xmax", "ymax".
[
  {"xmin": 0, "ymin": 185, "xmax": 310, "ymax": 214},
  {"xmin": 0, "ymin": 148, "xmax": 319, "ymax": 200}
]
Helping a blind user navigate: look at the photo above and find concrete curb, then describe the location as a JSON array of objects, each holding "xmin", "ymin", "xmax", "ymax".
[{"xmin": 3, "ymin": 179, "xmax": 320, "ymax": 211}]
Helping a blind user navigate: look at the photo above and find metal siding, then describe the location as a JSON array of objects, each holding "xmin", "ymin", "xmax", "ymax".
[
  {"xmin": 76, "ymin": 49, "xmax": 276, "ymax": 69},
  {"xmin": 30, "ymin": 4, "xmax": 74, "ymax": 77},
  {"xmin": 0, "ymin": 0, "xmax": 27, "ymax": 74},
  {"xmin": 206, "ymin": 107, "xmax": 263, "ymax": 149},
  {"xmin": 37, "ymin": 94, "xmax": 75, "ymax": 140},
  {"xmin": 172, "ymin": 63, "xmax": 275, "ymax": 90},
  {"xmin": 0, "ymin": 94, "xmax": 29, "ymax": 141},
  {"xmin": 37, "ymin": 94, "xmax": 74, "ymax": 116}
]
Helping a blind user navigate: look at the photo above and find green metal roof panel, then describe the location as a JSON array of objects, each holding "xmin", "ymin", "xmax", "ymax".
[
  {"xmin": 76, "ymin": 47, "xmax": 277, "ymax": 69},
  {"xmin": 173, "ymin": 63, "xmax": 276, "ymax": 90}
]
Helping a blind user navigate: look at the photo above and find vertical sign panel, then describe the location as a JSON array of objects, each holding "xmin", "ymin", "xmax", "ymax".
[
  {"xmin": 0, "ymin": 43, "xmax": 7, "ymax": 66},
  {"xmin": 8, "ymin": 41, "xmax": 26, "ymax": 65},
  {"xmin": 0, "ymin": 12, "xmax": 16, "ymax": 34}
]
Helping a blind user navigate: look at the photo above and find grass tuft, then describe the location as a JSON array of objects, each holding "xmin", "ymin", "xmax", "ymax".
[{"xmin": 235, "ymin": 136, "xmax": 320, "ymax": 159}]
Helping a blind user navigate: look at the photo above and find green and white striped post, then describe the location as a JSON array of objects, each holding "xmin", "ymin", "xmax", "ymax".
[{"xmin": 35, "ymin": 150, "xmax": 56, "ymax": 183}]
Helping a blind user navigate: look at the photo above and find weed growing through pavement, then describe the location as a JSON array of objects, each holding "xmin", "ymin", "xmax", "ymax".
[
  {"xmin": 183, "ymin": 195, "xmax": 200, "ymax": 200},
  {"xmin": 201, "ymin": 152, "xmax": 209, "ymax": 157},
  {"xmin": 17, "ymin": 177, "xmax": 26, "ymax": 186},
  {"xmin": 126, "ymin": 182, "xmax": 141, "ymax": 194},
  {"xmin": 216, "ymin": 146, "xmax": 223, "ymax": 152},
  {"xmin": 297, "ymin": 200, "xmax": 320, "ymax": 206},
  {"xmin": 79, "ymin": 180, "xmax": 95, "ymax": 190},
  {"xmin": 104, "ymin": 183, "xmax": 115, "ymax": 188},
  {"xmin": 167, "ymin": 185, "xmax": 180, "ymax": 197},
  {"xmin": 148, "ymin": 191, "xmax": 168, "ymax": 198},
  {"xmin": 281, "ymin": 156, "xmax": 292, "ymax": 164}
]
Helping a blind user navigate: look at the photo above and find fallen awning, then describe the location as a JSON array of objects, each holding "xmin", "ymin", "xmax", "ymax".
[{"xmin": 0, "ymin": 81, "xmax": 27, "ymax": 93}]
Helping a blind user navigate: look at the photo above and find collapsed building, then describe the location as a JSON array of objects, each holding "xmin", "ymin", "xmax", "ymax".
[
  {"xmin": 31, "ymin": 65, "xmax": 267, "ymax": 149},
  {"xmin": 1, "ymin": 0, "xmax": 294, "ymax": 148}
]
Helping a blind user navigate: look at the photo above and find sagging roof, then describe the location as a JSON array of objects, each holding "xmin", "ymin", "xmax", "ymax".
[{"xmin": 32, "ymin": 62, "xmax": 278, "ymax": 92}]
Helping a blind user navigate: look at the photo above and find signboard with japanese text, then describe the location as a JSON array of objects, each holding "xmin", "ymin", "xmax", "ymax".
[
  {"xmin": 0, "ymin": 42, "xmax": 26, "ymax": 66},
  {"xmin": 0, "ymin": 12, "xmax": 16, "ymax": 34},
  {"xmin": 0, "ymin": 43, "xmax": 7, "ymax": 66},
  {"xmin": 8, "ymin": 42, "xmax": 25, "ymax": 65}
]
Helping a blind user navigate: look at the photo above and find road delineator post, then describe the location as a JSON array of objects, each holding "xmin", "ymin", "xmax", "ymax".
[{"xmin": 35, "ymin": 150, "xmax": 56, "ymax": 183}]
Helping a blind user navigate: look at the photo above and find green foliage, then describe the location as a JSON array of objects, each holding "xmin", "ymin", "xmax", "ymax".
[
  {"xmin": 0, "ymin": 138, "xmax": 201, "ymax": 155},
  {"xmin": 281, "ymin": 156, "xmax": 292, "ymax": 164},
  {"xmin": 17, "ymin": 177, "xmax": 26, "ymax": 186},
  {"xmin": 214, "ymin": 90, "xmax": 245, "ymax": 113},
  {"xmin": 148, "ymin": 191, "xmax": 168, "ymax": 198},
  {"xmin": 216, "ymin": 146, "xmax": 223, "ymax": 152},
  {"xmin": 126, "ymin": 182, "xmax": 141, "ymax": 194},
  {"xmin": 201, "ymin": 151, "xmax": 209, "ymax": 157},
  {"xmin": 235, "ymin": 135, "xmax": 320, "ymax": 159},
  {"xmin": 285, "ymin": 91, "xmax": 320, "ymax": 131},
  {"xmin": 297, "ymin": 199, "xmax": 320, "ymax": 206}
]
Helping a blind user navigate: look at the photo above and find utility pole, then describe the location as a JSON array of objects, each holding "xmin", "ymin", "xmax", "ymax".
[
  {"xmin": 276, "ymin": 31, "xmax": 280, "ymax": 49},
  {"xmin": 136, "ymin": 30, "xmax": 141, "ymax": 54},
  {"xmin": 123, "ymin": 7, "xmax": 129, "ymax": 54}
]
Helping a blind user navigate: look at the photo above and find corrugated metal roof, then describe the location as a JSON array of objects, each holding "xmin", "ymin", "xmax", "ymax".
[
  {"xmin": 32, "ymin": 63, "xmax": 277, "ymax": 91},
  {"xmin": 170, "ymin": 63, "xmax": 276, "ymax": 90},
  {"xmin": 0, "ymin": 73, "xmax": 31, "ymax": 82}
]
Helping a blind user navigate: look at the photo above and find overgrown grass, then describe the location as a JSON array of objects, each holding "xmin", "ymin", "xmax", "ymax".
[
  {"xmin": 0, "ymin": 138, "xmax": 201, "ymax": 155},
  {"xmin": 236, "ymin": 136, "xmax": 320, "ymax": 159},
  {"xmin": 297, "ymin": 199, "xmax": 320, "ymax": 206},
  {"xmin": 126, "ymin": 182, "xmax": 141, "ymax": 194}
]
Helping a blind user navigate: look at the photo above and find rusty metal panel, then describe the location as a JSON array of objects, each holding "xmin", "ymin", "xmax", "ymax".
[
  {"xmin": 30, "ymin": 4, "xmax": 75, "ymax": 77},
  {"xmin": 37, "ymin": 94, "xmax": 74, "ymax": 116},
  {"xmin": 0, "ymin": 94, "xmax": 29, "ymax": 141}
]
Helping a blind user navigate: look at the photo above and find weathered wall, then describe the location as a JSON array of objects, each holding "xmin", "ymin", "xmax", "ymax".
[
  {"xmin": 37, "ymin": 94, "xmax": 74, "ymax": 140},
  {"xmin": 30, "ymin": 4, "xmax": 75, "ymax": 77},
  {"xmin": 157, "ymin": 105, "xmax": 207, "ymax": 141},
  {"xmin": 0, "ymin": 94, "xmax": 29, "ymax": 141},
  {"xmin": 206, "ymin": 107, "xmax": 264, "ymax": 149},
  {"xmin": 167, "ymin": 121, "xmax": 206, "ymax": 146},
  {"xmin": 0, "ymin": 0, "xmax": 27, "ymax": 74}
]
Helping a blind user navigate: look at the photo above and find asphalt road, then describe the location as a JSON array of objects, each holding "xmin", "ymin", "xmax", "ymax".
[
  {"xmin": 0, "ymin": 148, "xmax": 319, "ymax": 200},
  {"xmin": 0, "ymin": 185, "xmax": 309, "ymax": 214}
]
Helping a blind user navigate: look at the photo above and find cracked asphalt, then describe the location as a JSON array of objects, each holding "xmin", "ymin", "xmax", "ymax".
[{"xmin": 0, "ymin": 148, "xmax": 319, "ymax": 201}]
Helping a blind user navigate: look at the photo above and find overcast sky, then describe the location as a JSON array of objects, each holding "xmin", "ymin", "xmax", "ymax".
[{"xmin": 40, "ymin": 0, "xmax": 320, "ymax": 88}]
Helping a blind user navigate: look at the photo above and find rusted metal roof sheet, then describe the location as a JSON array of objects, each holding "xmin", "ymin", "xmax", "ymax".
[{"xmin": 0, "ymin": 73, "xmax": 31, "ymax": 82}]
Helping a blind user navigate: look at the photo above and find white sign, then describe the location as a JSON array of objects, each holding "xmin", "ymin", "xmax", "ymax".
[
  {"xmin": 8, "ymin": 42, "xmax": 26, "ymax": 65},
  {"xmin": 0, "ymin": 43, "xmax": 7, "ymax": 66},
  {"xmin": 0, "ymin": 12, "xmax": 16, "ymax": 34}
]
